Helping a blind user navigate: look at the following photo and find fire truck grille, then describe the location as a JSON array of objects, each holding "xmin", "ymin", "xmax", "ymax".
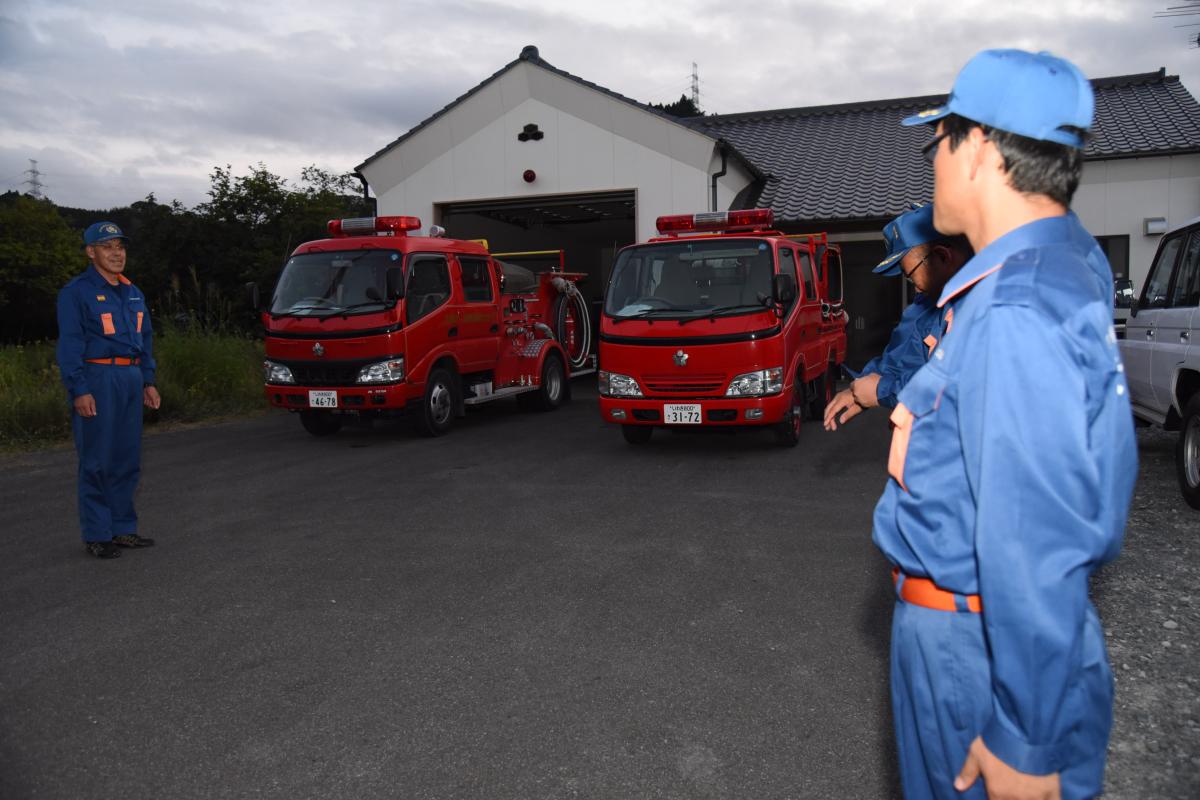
[
  {"xmin": 281, "ymin": 360, "xmax": 369, "ymax": 386},
  {"xmin": 643, "ymin": 374, "xmax": 725, "ymax": 396}
]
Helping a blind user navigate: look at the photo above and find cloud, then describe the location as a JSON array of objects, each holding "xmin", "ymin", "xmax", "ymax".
[{"xmin": 1, "ymin": 0, "xmax": 1195, "ymax": 209}]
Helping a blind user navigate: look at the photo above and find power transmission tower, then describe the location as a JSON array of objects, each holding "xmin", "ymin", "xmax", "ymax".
[
  {"xmin": 691, "ymin": 62, "xmax": 701, "ymax": 109},
  {"xmin": 23, "ymin": 159, "xmax": 45, "ymax": 200}
]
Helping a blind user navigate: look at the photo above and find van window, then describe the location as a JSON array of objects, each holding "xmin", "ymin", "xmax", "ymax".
[
  {"xmin": 1142, "ymin": 235, "xmax": 1184, "ymax": 310},
  {"xmin": 1170, "ymin": 232, "xmax": 1200, "ymax": 308}
]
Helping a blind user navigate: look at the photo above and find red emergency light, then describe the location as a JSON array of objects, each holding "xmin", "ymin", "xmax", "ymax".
[
  {"xmin": 327, "ymin": 216, "xmax": 422, "ymax": 237},
  {"xmin": 655, "ymin": 209, "xmax": 775, "ymax": 236}
]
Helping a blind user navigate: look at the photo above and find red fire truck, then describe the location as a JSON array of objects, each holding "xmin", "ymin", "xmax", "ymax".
[
  {"xmin": 252, "ymin": 216, "xmax": 591, "ymax": 437},
  {"xmin": 597, "ymin": 209, "xmax": 847, "ymax": 446}
]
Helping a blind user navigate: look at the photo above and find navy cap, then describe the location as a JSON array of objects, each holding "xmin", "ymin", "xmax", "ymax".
[
  {"xmin": 82, "ymin": 221, "xmax": 128, "ymax": 247},
  {"xmin": 902, "ymin": 49, "xmax": 1093, "ymax": 149},
  {"xmin": 874, "ymin": 204, "xmax": 939, "ymax": 276}
]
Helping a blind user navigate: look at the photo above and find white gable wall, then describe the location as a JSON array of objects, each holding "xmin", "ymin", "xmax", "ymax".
[
  {"xmin": 1074, "ymin": 153, "xmax": 1200, "ymax": 286},
  {"xmin": 361, "ymin": 61, "xmax": 754, "ymax": 240}
]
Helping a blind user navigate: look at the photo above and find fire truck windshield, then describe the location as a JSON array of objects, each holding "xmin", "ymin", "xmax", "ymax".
[
  {"xmin": 604, "ymin": 238, "xmax": 775, "ymax": 319},
  {"xmin": 270, "ymin": 250, "xmax": 404, "ymax": 317}
]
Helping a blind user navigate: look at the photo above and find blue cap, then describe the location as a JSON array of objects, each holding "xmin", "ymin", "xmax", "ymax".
[
  {"xmin": 874, "ymin": 204, "xmax": 939, "ymax": 275},
  {"xmin": 901, "ymin": 49, "xmax": 1093, "ymax": 149},
  {"xmin": 82, "ymin": 221, "xmax": 128, "ymax": 247}
]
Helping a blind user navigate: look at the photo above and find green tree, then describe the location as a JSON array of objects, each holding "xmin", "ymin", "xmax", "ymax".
[
  {"xmin": 0, "ymin": 193, "xmax": 84, "ymax": 341},
  {"xmin": 651, "ymin": 94, "xmax": 704, "ymax": 118}
]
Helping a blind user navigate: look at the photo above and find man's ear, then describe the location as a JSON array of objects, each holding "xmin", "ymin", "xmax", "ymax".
[{"xmin": 966, "ymin": 127, "xmax": 991, "ymax": 182}]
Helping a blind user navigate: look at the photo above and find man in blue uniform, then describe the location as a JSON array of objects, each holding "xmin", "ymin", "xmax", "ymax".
[
  {"xmin": 874, "ymin": 50, "xmax": 1137, "ymax": 799},
  {"xmin": 823, "ymin": 203, "xmax": 970, "ymax": 430},
  {"xmin": 56, "ymin": 222, "xmax": 161, "ymax": 559}
]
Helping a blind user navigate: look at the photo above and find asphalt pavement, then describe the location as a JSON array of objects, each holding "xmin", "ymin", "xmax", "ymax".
[{"xmin": 0, "ymin": 384, "xmax": 1195, "ymax": 799}]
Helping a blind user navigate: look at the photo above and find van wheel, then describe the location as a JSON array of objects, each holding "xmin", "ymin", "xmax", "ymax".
[
  {"xmin": 775, "ymin": 386, "xmax": 802, "ymax": 447},
  {"xmin": 414, "ymin": 367, "xmax": 456, "ymax": 437},
  {"xmin": 621, "ymin": 425, "xmax": 653, "ymax": 445},
  {"xmin": 1178, "ymin": 394, "xmax": 1200, "ymax": 509},
  {"xmin": 519, "ymin": 353, "xmax": 568, "ymax": 412},
  {"xmin": 299, "ymin": 410, "xmax": 342, "ymax": 437}
]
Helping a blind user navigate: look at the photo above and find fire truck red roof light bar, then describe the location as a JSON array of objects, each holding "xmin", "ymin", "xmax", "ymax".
[
  {"xmin": 655, "ymin": 209, "xmax": 775, "ymax": 236},
  {"xmin": 327, "ymin": 216, "xmax": 422, "ymax": 237}
]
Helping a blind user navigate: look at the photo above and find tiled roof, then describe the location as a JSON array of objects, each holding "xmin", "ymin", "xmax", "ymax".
[{"xmin": 692, "ymin": 69, "xmax": 1200, "ymax": 224}]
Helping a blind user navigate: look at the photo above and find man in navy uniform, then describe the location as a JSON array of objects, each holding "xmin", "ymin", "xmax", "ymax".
[
  {"xmin": 823, "ymin": 203, "xmax": 970, "ymax": 430},
  {"xmin": 874, "ymin": 50, "xmax": 1137, "ymax": 799},
  {"xmin": 56, "ymin": 222, "xmax": 161, "ymax": 559}
]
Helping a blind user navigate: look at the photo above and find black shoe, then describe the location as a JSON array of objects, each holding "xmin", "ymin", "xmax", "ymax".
[
  {"xmin": 112, "ymin": 534, "xmax": 155, "ymax": 548},
  {"xmin": 85, "ymin": 541, "xmax": 121, "ymax": 559}
]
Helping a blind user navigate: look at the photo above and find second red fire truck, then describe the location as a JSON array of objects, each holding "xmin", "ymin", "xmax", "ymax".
[{"xmin": 597, "ymin": 209, "xmax": 847, "ymax": 445}]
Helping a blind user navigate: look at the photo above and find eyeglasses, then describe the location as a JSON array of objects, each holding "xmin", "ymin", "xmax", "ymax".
[
  {"xmin": 921, "ymin": 132, "xmax": 949, "ymax": 164},
  {"xmin": 902, "ymin": 253, "xmax": 930, "ymax": 282}
]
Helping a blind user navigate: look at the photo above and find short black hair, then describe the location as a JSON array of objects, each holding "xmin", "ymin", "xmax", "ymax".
[
  {"xmin": 941, "ymin": 114, "xmax": 1086, "ymax": 207},
  {"xmin": 935, "ymin": 233, "xmax": 973, "ymax": 259}
]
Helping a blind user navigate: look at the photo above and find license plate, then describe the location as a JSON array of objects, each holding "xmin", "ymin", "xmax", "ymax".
[
  {"xmin": 309, "ymin": 390, "xmax": 338, "ymax": 408},
  {"xmin": 663, "ymin": 403, "xmax": 702, "ymax": 424}
]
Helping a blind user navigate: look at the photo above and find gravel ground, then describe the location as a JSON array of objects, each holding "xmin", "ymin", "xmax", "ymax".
[{"xmin": 1096, "ymin": 426, "xmax": 1200, "ymax": 799}]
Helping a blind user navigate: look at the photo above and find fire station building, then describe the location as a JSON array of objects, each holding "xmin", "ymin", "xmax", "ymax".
[{"xmin": 357, "ymin": 46, "xmax": 1200, "ymax": 365}]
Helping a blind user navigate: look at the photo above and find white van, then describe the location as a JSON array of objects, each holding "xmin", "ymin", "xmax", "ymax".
[{"xmin": 1121, "ymin": 215, "xmax": 1200, "ymax": 509}]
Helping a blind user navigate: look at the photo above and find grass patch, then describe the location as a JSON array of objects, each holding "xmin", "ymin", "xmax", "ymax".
[{"xmin": 0, "ymin": 329, "xmax": 265, "ymax": 451}]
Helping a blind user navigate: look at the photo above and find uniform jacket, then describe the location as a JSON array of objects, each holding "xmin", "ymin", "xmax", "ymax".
[
  {"xmin": 851, "ymin": 292, "xmax": 942, "ymax": 409},
  {"xmin": 56, "ymin": 266, "xmax": 156, "ymax": 398},
  {"xmin": 872, "ymin": 213, "xmax": 1137, "ymax": 775}
]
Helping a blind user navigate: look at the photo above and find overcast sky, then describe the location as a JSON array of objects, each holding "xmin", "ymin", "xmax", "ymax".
[{"xmin": 1, "ymin": 0, "xmax": 1196, "ymax": 210}]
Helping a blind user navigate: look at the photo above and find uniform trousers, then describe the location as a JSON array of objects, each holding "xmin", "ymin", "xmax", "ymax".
[
  {"xmin": 71, "ymin": 363, "xmax": 143, "ymax": 542},
  {"xmin": 890, "ymin": 597, "xmax": 1112, "ymax": 800}
]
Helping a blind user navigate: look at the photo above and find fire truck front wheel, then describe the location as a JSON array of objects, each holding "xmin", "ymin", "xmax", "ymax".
[
  {"xmin": 774, "ymin": 386, "xmax": 803, "ymax": 447},
  {"xmin": 414, "ymin": 367, "xmax": 457, "ymax": 437},
  {"xmin": 299, "ymin": 410, "xmax": 343, "ymax": 437}
]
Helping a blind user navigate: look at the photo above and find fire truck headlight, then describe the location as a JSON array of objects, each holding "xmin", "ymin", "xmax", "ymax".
[
  {"xmin": 264, "ymin": 360, "xmax": 295, "ymax": 384},
  {"xmin": 726, "ymin": 367, "xmax": 784, "ymax": 397},
  {"xmin": 357, "ymin": 357, "xmax": 406, "ymax": 384},
  {"xmin": 599, "ymin": 370, "xmax": 642, "ymax": 397}
]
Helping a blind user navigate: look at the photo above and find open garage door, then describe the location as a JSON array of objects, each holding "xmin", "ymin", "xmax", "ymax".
[{"xmin": 436, "ymin": 190, "xmax": 636, "ymax": 331}]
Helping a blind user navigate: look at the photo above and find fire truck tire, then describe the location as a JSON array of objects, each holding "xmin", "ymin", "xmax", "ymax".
[
  {"xmin": 299, "ymin": 410, "xmax": 343, "ymax": 437},
  {"xmin": 807, "ymin": 365, "xmax": 836, "ymax": 420},
  {"xmin": 520, "ymin": 353, "xmax": 568, "ymax": 412},
  {"xmin": 774, "ymin": 386, "xmax": 803, "ymax": 447},
  {"xmin": 621, "ymin": 425, "xmax": 653, "ymax": 444},
  {"xmin": 1177, "ymin": 393, "xmax": 1200, "ymax": 509},
  {"xmin": 414, "ymin": 367, "xmax": 457, "ymax": 437}
]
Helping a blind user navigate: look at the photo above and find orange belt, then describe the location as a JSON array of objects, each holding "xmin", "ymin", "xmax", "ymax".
[
  {"xmin": 893, "ymin": 568, "xmax": 982, "ymax": 613},
  {"xmin": 86, "ymin": 357, "xmax": 140, "ymax": 366}
]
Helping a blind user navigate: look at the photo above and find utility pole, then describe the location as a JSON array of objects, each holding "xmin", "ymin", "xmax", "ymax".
[{"xmin": 23, "ymin": 159, "xmax": 45, "ymax": 200}]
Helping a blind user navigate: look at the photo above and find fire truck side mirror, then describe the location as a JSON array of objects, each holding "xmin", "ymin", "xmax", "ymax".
[
  {"xmin": 772, "ymin": 273, "xmax": 797, "ymax": 305},
  {"xmin": 245, "ymin": 282, "xmax": 260, "ymax": 312}
]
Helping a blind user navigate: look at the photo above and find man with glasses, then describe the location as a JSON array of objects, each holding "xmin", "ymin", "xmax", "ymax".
[
  {"xmin": 56, "ymin": 222, "xmax": 161, "ymax": 559},
  {"xmin": 873, "ymin": 50, "xmax": 1136, "ymax": 799},
  {"xmin": 823, "ymin": 203, "xmax": 970, "ymax": 430}
]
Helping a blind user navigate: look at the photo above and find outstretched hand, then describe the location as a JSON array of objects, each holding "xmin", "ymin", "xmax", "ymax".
[{"xmin": 823, "ymin": 389, "xmax": 863, "ymax": 431}]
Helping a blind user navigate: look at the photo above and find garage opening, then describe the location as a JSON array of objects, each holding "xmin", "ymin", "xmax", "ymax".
[{"xmin": 436, "ymin": 190, "xmax": 636, "ymax": 326}]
